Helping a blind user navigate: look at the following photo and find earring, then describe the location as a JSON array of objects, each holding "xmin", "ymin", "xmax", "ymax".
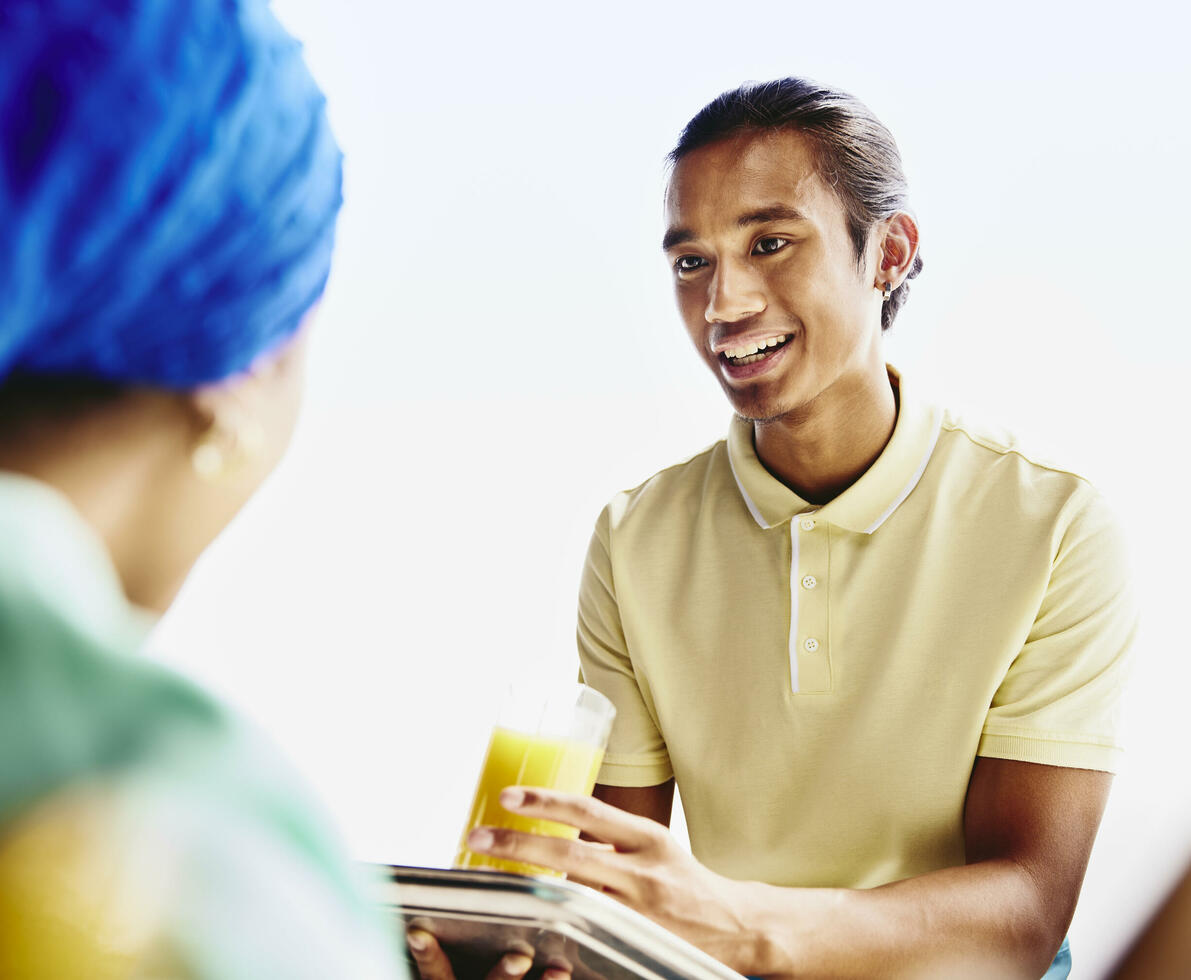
[
  {"xmin": 191, "ymin": 432, "xmax": 227, "ymax": 481},
  {"xmin": 881, "ymin": 282, "xmax": 893, "ymax": 302},
  {"xmin": 190, "ymin": 410, "xmax": 264, "ymax": 483}
]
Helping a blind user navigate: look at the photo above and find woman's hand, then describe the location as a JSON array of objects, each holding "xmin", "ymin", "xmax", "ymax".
[{"xmin": 406, "ymin": 928, "xmax": 571, "ymax": 980}]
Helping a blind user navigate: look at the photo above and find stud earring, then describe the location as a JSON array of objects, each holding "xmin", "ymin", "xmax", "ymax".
[
  {"xmin": 191, "ymin": 433, "xmax": 227, "ymax": 481},
  {"xmin": 190, "ymin": 410, "xmax": 264, "ymax": 483}
]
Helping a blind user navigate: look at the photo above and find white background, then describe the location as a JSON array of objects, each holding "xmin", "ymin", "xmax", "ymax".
[{"xmin": 152, "ymin": 2, "xmax": 1190, "ymax": 976}]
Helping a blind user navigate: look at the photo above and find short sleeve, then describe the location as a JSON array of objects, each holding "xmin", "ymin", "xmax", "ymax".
[
  {"xmin": 577, "ymin": 506, "xmax": 673, "ymax": 787},
  {"xmin": 978, "ymin": 487, "xmax": 1138, "ymax": 772}
]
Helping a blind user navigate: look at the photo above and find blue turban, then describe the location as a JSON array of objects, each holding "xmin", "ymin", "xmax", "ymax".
[{"xmin": 0, "ymin": 0, "xmax": 343, "ymax": 388}]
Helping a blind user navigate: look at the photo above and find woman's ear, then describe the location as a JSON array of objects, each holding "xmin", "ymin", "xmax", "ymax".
[
  {"xmin": 186, "ymin": 386, "xmax": 264, "ymax": 484},
  {"xmin": 182, "ymin": 326, "xmax": 312, "ymax": 484}
]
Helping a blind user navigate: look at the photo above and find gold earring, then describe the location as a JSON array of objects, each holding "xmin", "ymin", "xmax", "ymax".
[
  {"xmin": 191, "ymin": 432, "xmax": 227, "ymax": 481},
  {"xmin": 190, "ymin": 411, "xmax": 264, "ymax": 483}
]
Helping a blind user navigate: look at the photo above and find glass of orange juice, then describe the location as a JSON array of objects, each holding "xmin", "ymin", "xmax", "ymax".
[{"xmin": 454, "ymin": 684, "xmax": 616, "ymax": 876}]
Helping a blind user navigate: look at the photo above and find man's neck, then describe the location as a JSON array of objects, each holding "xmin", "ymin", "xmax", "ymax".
[{"xmin": 752, "ymin": 369, "xmax": 898, "ymax": 506}]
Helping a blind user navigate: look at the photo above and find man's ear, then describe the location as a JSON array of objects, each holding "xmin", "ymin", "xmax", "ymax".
[{"xmin": 875, "ymin": 211, "xmax": 920, "ymax": 288}]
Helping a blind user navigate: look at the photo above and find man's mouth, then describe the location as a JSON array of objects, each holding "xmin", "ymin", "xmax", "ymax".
[{"xmin": 720, "ymin": 333, "xmax": 792, "ymax": 366}]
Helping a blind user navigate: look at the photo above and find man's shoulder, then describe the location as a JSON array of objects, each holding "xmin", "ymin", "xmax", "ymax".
[
  {"xmin": 929, "ymin": 405, "xmax": 1115, "ymax": 541},
  {"xmin": 603, "ymin": 437, "xmax": 733, "ymax": 529},
  {"xmin": 936, "ymin": 407, "xmax": 1097, "ymax": 490}
]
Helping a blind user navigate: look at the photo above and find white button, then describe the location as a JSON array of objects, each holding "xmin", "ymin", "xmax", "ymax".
[
  {"xmin": 801, "ymin": 575, "xmax": 818, "ymax": 590},
  {"xmin": 799, "ymin": 517, "xmax": 816, "ymax": 531},
  {"xmin": 803, "ymin": 637, "xmax": 820, "ymax": 653}
]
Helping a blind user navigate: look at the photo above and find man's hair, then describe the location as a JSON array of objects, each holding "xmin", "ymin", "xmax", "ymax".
[{"xmin": 669, "ymin": 78, "xmax": 923, "ymax": 332}]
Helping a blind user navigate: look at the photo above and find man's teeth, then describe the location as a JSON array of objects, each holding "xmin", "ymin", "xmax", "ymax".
[{"xmin": 723, "ymin": 335, "xmax": 790, "ymax": 364}]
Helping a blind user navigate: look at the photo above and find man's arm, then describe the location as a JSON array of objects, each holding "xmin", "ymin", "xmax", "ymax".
[
  {"xmin": 740, "ymin": 758, "xmax": 1111, "ymax": 978},
  {"xmin": 464, "ymin": 758, "xmax": 1111, "ymax": 979},
  {"xmin": 593, "ymin": 780, "xmax": 674, "ymax": 828}
]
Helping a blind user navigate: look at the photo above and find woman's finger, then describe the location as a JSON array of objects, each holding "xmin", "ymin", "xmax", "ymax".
[
  {"xmin": 405, "ymin": 929, "xmax": 456, "ymax": 980},
  {"xmin": 484, "ymin": 951, "xmax": 535, "ymax": 979}
]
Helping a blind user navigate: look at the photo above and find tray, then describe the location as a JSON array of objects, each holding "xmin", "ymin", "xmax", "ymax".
[{"xmin": 370, "ymin": 864, "xmax": 745, "ymax": 980}]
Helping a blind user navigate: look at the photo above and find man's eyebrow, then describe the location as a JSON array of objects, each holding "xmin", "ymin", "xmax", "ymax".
[
  {"xmin": 662, "ymin": 205, "xmax": 808, "ymax": 251},
  {"xmin": 661, "ymin": 227, "xmax": 694, "ymax": 251},
  {"xmin": 737, "ymin": 205, "xmax": 808, "ymax": 228}
]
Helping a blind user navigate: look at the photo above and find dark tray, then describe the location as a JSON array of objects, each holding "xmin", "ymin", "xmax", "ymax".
[{"xmin": 371, "ymin": 864, "xmax": 745, "ymax": 980}]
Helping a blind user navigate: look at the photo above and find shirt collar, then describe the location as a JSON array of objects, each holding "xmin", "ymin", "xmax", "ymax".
[{"xmin": 726, "ymin": 366, "xmax": 942, "ymax": 534}]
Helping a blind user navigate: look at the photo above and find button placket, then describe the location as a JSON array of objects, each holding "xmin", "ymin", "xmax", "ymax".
[{"xmin": 793, "ymin": 514, "xmax": 831, "ymax": 693}]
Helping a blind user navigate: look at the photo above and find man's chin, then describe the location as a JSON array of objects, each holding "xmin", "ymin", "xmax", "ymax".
[
  {"xmin": 726, "ymin": 392, "xmax": 816, "ymax": 427},
  {"xmin": 721, "ymin": 386, "xmax": 794, "ymax": 425},
  {"xmin": 715, "ymin": 370, "xmax": 819, "ymax": 425}
]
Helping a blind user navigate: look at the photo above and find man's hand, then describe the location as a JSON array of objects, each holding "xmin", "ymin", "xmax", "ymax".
[
  {"xmin": 464, "ymin": 761, "xmax": 1112, "ymax": 979},
  {"xmin": 405, "ymin": 928, "xmax": 571, "ymax": 980},
  {"xmin": 464, "ymin": 787, "xmax": 759, "ymax": 972}
]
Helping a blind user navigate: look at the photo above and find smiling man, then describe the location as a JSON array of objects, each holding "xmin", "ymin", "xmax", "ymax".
[{"xmin": 441, "ymin": 78, "xmax": 1136, "ymax": 980}]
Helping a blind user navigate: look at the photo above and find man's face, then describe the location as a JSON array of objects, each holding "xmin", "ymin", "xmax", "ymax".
[{"xmin": 663, "ymin": 129, "xmax": 886, "ymax": 422}]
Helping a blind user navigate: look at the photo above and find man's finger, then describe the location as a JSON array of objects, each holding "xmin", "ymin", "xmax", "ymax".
[
  {"xmin": 499, "ymin": 787, "xmax": 662, "ymax": 850},
  {"xmin": 466, "ymin": 825, "xmax": 637, "ymax": 896},
  {"xmin": 406, "ymin": 928, "xmax": 455, "ymax": 980}
]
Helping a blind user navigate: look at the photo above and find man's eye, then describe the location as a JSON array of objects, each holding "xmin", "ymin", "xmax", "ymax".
[
  {"xmin": 674, "ymin": 255, "xmax": 707, "ymax": 274},
  {"xmin": 753, "ymin": 236, "xmax": 789, "ymax": 255}
]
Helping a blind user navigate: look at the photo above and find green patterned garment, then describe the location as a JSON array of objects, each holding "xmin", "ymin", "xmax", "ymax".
[{"xmin": 0, "ymin": 471, "xmax": 406, "ymax": 979}]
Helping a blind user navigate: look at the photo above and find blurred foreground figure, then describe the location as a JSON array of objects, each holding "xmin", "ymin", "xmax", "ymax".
[{"xmin": 0, "ymin": 1, "xmax": 404, "ymax": 976}]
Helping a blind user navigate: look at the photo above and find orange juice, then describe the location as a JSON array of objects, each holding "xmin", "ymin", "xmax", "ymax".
[{"xmin": 455, "ymin": 726, "xmax": 605, "ymax": 875}]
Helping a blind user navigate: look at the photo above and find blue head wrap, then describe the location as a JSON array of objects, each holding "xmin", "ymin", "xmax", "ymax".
[{"xmin": 0, "ymin": 0, "xmax": 343, "ymax": 387}]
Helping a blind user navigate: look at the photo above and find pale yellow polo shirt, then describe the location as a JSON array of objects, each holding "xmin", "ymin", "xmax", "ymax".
[{"xmin": 577, "ymin": 368, "xmax": 1136, "ymax": 889}]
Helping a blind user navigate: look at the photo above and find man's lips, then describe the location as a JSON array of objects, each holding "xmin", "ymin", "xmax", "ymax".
[
  {"xmin": 716, "ymin": 332, "xmax": 794, "ymax": 381},
  {"xmin": 712, "ymin": 332, "xmax": 794, "ymax": 362}
]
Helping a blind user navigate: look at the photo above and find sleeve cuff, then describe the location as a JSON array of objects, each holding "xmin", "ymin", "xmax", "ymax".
[
  {"xmin": 596, "ymin": 753, "xmax": 673, "ymax": 788},
  {"xmin": 977, "ymin": 731, "xmax": 1123, "ymax": 773}
]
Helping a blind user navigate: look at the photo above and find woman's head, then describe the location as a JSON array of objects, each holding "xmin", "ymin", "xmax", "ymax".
[
  {"xmin": 0, "ymin": 0, "xmax": 343, "ymax": 609},
  {"xmin": 0, "ymin": 0, "xmax": 343, "ymax": 386}
]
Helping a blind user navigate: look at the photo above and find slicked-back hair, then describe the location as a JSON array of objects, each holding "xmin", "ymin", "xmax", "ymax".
[{"xmin": 669, "ymin": 78, "xmax": 923, "ymax": 332}]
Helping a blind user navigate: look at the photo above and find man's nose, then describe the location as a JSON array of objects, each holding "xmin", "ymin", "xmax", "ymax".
[{"xmin": 705, "ymin": 259, "xmax": 766, "ymax": 323}]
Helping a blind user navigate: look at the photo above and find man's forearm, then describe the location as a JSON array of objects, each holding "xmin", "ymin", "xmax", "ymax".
[
  {"xmin": 472, "ymin": 767, "xmax": 1105, "ymax": 980},
  {"xmin": 733, "ymin": 859, "xmax": 1064, "ymax": 980}
]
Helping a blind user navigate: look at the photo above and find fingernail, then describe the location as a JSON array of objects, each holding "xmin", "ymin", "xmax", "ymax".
[
  {"xmin": 500, "ymin": 787, "xmax": 526, "ymax": 809},
  {"xmin": 405, "ymin": 929, "xmax": 429, "ymax": 952},
  {"xmin": 501, "ymin": 953, "xmax": 533, "ymax": 975},
  {"xmin": 469, "ymin": 827, "xmax": 494, "ymax": 851}
]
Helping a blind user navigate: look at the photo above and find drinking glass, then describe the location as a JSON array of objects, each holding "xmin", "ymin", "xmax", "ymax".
[{"xmin": 454, "ymin": 684, "xmax": 616, "ymax": 876}]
